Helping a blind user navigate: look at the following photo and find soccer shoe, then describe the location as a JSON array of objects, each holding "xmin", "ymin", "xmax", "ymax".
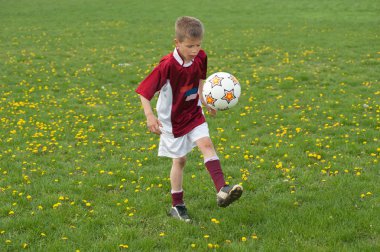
[
  {"xmin": 217, "ymin": 184, "xmax": 243, "ymax": 207},
  {"xmin": 168, "ymin": 205, "xmax": 191, "ymax": 222}
]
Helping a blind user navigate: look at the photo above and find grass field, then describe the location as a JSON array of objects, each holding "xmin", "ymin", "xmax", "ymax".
[{"xmin": 1, "ymin": 0, "xmax": 379, "ymax": 251}]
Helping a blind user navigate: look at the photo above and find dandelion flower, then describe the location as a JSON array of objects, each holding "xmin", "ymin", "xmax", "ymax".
[{"xmin": 119, "ymin": 244, "xmax": 129, "ymax": 249}]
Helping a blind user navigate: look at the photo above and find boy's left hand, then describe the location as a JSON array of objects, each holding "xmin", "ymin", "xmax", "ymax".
[{"xmin": 206, "ymin": 105, "xmax": 217, "ymax": 117}]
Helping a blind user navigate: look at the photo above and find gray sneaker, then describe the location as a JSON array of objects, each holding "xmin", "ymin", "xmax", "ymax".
[
  {"xmin": 217, "ymin": 185, "xmax": 243, "ymax": 207},
  {"xmin": 168, "ymin": 205, "xmax": 191, "ymax": 222}
]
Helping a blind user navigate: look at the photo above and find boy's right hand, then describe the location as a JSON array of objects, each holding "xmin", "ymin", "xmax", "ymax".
[{"xmin": 146, "ymin": 114, "xmax": 162, "ymax": 135}]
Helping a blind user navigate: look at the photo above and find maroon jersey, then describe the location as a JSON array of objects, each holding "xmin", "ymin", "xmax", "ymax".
[{"xmin": 136, "ymin": 48, "xmax": 207, "ymax": 138}]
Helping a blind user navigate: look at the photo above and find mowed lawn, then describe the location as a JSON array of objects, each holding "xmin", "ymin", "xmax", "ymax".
[{"xmin": 0, "ymin": 0, "xmax": 379, "ymax": 251}]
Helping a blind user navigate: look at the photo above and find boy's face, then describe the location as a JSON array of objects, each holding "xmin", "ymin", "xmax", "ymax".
[{"xmin": 175, "ymin": 37, "xmax": 202, "ymax": 63}]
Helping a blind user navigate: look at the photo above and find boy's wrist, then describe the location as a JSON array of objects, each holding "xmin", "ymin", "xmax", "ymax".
[{"xmin": 145, "ymin": 112, "xmax": 155, "ymax": 118}]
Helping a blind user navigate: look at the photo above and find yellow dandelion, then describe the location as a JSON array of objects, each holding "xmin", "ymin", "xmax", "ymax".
[
  {"xmin": 119, "ymin": 244, "xmax": 129, "ymax": 249},
  {"xmin": 52, "ymin": 202, "xmax": 62, "ymax": 209}
]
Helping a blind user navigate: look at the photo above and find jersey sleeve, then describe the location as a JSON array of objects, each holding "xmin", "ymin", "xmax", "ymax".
[{"xmin": 135, "ymin": 57, "xmax": 170, "ymax": 100}]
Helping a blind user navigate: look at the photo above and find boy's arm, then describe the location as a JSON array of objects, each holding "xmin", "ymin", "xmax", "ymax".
[
  {"xmin": 199, "ymin": 80, "xmax": 217, "ymax": 116},
  {"xmin": 139, "ymin": 95, "xmax": 162, "ymax": 135}
]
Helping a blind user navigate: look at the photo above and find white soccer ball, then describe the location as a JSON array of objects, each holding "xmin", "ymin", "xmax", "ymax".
[{"xmin": 202, "ymin": 72, "xmax": 241, "ymax": 111}]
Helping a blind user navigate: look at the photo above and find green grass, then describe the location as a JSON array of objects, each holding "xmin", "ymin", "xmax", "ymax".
[{"xmin": 1, "ymin": 0, "xmax": 379, "ymax": 251}]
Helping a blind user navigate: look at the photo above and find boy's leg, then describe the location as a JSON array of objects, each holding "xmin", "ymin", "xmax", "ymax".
[
  {"xmin": 169, "ymin": 156, "xmax": 191, "ymax": 222},
  {"xmin": 170, "ymin": 156, "xmax": 186, "ymax": 206},
  {"xmin": 196, "ymin": 136, "xmax": 243, "ymax": 207},
  {"xmin": 195, "ymin": 137, "xmax": 226, "ymax": 192}
]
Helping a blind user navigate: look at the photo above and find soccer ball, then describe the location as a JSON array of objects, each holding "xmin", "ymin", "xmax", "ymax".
[{"xmin": 202, "ymin": 72, "xmax": 241, "ymax": 111}]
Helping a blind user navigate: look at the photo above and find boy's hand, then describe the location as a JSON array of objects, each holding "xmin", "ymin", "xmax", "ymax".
[
  {"xmin": 206, "ymin": 105, "xmax": 217, "ymax": 117},
  {"xmin": 146, "ymin": 114, "xmax": 162, "ymax": 135}
]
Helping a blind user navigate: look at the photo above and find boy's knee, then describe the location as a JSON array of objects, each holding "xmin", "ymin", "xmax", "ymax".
[
  {"xmin": 199, "ymin": 139, "xmax": 214, "ymax": 150},
  {"xmin": 173, "ymin": 157, "xmax": 187, "ymax": 167}
]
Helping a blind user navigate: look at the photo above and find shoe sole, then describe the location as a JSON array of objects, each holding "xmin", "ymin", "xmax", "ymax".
[
  {"xmin": 168, "ymin": 209, "xmax": 191, "ymax": 222},
  {"xmin": 168, "ymin": 214, "xmax": 191, "ymax": 222},
  {"xmin": 219, "ymin": 185, "xmax": 243, "ymax": 207}
]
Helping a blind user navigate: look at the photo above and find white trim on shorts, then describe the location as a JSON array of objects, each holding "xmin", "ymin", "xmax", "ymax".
[{"xmin": 158, "ymin": 122, "xmax": 210, "ymax": 158}]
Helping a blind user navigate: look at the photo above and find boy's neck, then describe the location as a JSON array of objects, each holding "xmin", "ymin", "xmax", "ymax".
[{"xmin": 177, "ymin": 49, "xmax": 191, "ymax": 64}]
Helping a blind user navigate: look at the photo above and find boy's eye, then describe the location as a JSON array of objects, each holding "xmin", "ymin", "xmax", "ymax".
[{"xmin": 187, "ymin": 45, "xmax": 201, "ymax": 48}]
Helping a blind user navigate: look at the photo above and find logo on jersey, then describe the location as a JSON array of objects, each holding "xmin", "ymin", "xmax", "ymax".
[
  {"xmin": 180, "ymin": 83, "xmax": 198, "ymax": 101},
  {"xmin": 185, "ymin": 88, "xmax": 198, "ymax": 101}
]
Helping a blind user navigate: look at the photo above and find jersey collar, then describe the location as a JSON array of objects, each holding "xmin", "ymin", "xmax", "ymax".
[{"xmin": 173, "ymin": 48, "xmax": 193, "ymax": 67}]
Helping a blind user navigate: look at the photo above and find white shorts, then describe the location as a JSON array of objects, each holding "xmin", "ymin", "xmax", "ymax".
[{"xmin": 158, "ymin": 122, "xmax": 210, "ymax": 158}]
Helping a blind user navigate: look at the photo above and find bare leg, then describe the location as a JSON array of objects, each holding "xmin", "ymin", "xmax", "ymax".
[
  {"xmin": 170, "ymin": 156, "xmax": 187, "ymax": 206},
  {"xmin": 170, "ymin": 156, "xmax": 186, "ymax": 192},
  {"xmin": 195, "ymin": 137, "xmax": 217, "ymax": 160}
]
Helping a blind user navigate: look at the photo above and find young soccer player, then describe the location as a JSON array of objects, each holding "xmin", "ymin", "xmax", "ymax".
[{"xmin": 135, "ymin": 16, "xmax": 242, "ymax": 222}]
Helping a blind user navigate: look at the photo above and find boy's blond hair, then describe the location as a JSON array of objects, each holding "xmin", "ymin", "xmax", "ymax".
[{"xmin": 175, "ymin": 16, "xmax": 204, "ymax": 42}]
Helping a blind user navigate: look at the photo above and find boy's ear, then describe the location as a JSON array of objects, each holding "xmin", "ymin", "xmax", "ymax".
[{"xmin": 174, "ymin": 38, "xmax": 180, "ymax": 47}]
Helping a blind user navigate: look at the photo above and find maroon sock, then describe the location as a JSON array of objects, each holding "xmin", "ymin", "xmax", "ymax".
[
  {"xmin": 171, "ymin": 191, "xmax": 184, "ymax": 206},
  {"xmin": 205, "ymin": 159, "xmax": 226, "ymax": 192}
]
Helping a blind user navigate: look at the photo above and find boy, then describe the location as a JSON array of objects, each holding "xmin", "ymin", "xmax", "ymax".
[{"xmin": 135, "ymin": 16, "xmax": 242, "ymax": 222}]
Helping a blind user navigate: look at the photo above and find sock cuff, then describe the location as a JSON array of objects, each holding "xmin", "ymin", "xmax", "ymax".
[
  {"xmin": 204, "ymin": 156, "xmax": 219, "ymax": 164},
  {"xmin": 171, "ymin": 189, "xmax": 183, "ymax": 194}
]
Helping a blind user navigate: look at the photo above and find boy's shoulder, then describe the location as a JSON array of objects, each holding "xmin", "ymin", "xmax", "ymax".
[
  {"xmin": 197, "ymin": 49, "xmax": 207, "ymax": 59},
  {"xmin": 154, "ymin": 52, "xmax": 175, "ymax": 71},
  {"xmin": 159, "ymin": 52, "xmax": 174, "ymax": 64}
]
